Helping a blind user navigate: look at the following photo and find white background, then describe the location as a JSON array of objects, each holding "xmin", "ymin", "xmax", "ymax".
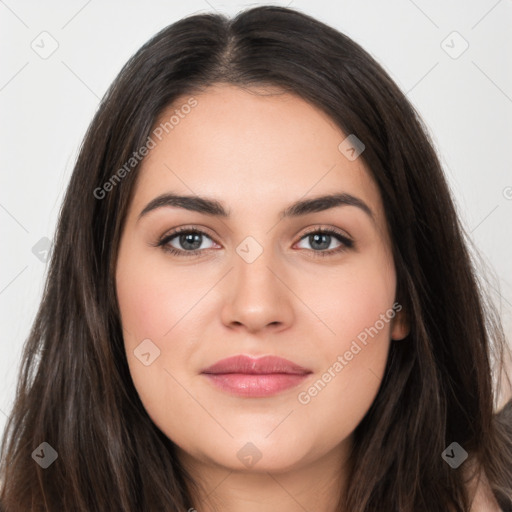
[{"xmin": 1, "ymin": 0, "xmax": 511, "ymax": 439}]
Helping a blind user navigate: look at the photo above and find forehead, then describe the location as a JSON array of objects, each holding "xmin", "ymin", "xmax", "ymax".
[{"xmin": 130, "ymin": 84, "xmax": 385, "ymax": 227}]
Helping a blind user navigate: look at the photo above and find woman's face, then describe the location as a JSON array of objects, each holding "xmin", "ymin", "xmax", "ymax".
[{"xmin": 116, "ymin": 84, "xmax": 408, "ymax": 475}]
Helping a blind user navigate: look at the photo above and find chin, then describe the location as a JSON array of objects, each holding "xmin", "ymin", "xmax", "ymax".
[{"xmin": 196, "ymin": 436, "xmax": 317, "ymax": 474}]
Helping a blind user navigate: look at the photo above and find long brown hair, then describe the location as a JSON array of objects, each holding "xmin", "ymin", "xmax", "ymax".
[{"xmin": 1, "ymin": 6, "xmax": 511, "ymax": 511}]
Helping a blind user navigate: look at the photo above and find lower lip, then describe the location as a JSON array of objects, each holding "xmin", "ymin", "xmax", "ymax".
[{"xmin": 203, "ymin": 373, "xmax": 310, "ymax": 397}]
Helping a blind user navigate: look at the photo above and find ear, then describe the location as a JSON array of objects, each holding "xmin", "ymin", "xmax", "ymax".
[{"xmin": 390, "ymin": 306, "xmax": 410, "ymax": 340}]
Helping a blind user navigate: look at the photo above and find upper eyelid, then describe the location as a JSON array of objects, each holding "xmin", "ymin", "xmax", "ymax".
[{"xmin": 300, "ymin": 225, "xmax": 352, "ymax": 240}]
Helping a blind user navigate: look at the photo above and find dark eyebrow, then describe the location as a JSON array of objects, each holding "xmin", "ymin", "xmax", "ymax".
[{"xmin": 137, "ymin": 192, "xmax": 374, "ymax": 222}]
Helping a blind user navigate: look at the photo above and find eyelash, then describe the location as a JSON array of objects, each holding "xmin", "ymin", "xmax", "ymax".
[{"xmin": 155, "ymin": 225, "xmax": 354, "ymax": 258}]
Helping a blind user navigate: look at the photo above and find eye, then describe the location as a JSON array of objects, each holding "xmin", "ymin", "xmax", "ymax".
[
  {"xmin": 295, "ymin": 228, "xmax": 354, "ymax": 257},
  {"xmin": 157, "ymin": 227, "xmax": 218, "ymax": 257},
  {"xmin": 155, "ymin": 226, "xmax": 354, "ymax": 258}
]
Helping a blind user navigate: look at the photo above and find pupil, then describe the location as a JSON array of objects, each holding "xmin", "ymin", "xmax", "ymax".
[
  {"xmin": 181, "ymin": 233, "xmax": 201, "ymax": 250},
  {"xmin": 311, "ymin": 233, "xmax": 330, "ymax": 250}
]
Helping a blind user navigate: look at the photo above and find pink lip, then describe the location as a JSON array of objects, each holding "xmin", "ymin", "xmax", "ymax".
[{"xmin": 201, "ymin": 355, "xmax": 312, "ymax": 398}]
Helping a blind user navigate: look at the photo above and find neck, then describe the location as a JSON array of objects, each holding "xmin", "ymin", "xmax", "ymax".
[{"xmin": 178, "ymin": 438, "xmax": 353, "ymax": 512}]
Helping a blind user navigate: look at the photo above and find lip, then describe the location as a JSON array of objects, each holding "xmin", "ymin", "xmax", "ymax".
[{"xmin": 201, "ymin": 355, "xmax": 312, "ymax": 398}]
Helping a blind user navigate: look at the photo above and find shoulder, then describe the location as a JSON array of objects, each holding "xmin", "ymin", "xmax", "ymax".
[{"xmin": 465, "ymin": 461, "xmax": 502, "ymax": 512}]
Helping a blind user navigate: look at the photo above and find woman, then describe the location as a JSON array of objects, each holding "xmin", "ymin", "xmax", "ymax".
[{"xmin": 1, "ymin": 5, "xmax": 511, "ymax": 511}]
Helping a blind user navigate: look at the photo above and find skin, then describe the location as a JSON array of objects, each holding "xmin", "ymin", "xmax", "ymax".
[{"xmin": 115, "ymin": 84, "xmax": 409, "ymax": 512}]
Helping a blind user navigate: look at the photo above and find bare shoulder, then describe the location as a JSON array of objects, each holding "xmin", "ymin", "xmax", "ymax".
[{"xmin": 466, "ymin": 462, "xmax": 502, "ymax": 512}]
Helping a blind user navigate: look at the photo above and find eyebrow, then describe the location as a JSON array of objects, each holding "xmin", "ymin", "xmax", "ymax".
[{"xmin": 137, "ymin": 192, "xmax": 374, "ymax": 222}]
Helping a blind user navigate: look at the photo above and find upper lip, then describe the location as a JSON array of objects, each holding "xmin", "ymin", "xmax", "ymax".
[{"xmin": 201, "ymin": 355, "xmax": 312, "ymax": 375}]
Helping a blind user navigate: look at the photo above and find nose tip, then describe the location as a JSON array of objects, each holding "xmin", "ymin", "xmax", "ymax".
[{"xmin": 221, "ymin": 252, "xmax": 294, "ymax": 334}]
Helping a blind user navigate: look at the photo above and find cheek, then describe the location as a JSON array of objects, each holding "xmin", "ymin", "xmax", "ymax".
[
  {"xmin": 313, "ymin": 251, "xmax": 397, "ymax": 351},
  {"xmin": 116, "ymin": 250, "xmax": 204, "ymax": 438},
  {"xmin": 294, "ymin": 253, "xmax": 396, "ymax": 437},
  {"xmin": 116, "ymin": 248, "xmax": 208, "ymax": 346}
]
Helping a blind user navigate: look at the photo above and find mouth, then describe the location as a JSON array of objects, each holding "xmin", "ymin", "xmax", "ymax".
[{"xmin": 201, "ymin": 355, "xmax": 313, "ymax": 398}]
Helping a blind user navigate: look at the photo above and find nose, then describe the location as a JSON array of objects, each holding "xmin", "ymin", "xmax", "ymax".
[{"xmin": 220, "ymin": 243, "xmax": 295, "ymax": 334}]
